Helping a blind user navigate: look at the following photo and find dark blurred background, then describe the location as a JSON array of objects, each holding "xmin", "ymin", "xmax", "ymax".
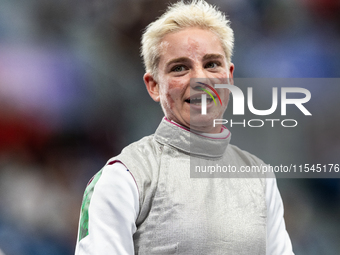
[{"xmin": 0, "ymin": 0, "xmax": 340, "ymax": 254}]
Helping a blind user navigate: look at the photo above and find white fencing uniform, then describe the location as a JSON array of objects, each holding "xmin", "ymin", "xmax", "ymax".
[{"xmin": 75, "ymin": 118, "xmax": 294, "ymax": 255}]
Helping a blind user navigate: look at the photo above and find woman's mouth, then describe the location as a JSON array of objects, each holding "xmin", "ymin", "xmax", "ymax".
[{"xmin": 185, "ymin": 95, "xmax": 215, "ymax": 105}]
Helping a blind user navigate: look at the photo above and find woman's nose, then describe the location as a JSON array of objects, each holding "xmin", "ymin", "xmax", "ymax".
[{"xmin": 192, "ymin": 66, "xmax": 208, "ymax": 79}]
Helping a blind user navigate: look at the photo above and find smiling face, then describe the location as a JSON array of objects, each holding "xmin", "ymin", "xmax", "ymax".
[{"xmin": 144, "ymin": 28, "xmax": 234, "ymax": 133}]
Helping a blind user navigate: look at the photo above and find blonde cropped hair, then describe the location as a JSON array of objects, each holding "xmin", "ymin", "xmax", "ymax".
[{"xmin": 141, "ymin": 0, "xmax": 234, "ymax": 78}]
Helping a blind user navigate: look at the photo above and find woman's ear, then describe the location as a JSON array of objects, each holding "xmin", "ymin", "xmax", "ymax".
[
  {"xmin": 229, "ymin": 63, "xmax": 234, "ymax": 79},
  {"xmin": 228, "ymin": 63, "xmax": 235, "ymax": 85},
  {"xmin": 144, "ymin": 73, "xmax": 160, "ymax": 102}
]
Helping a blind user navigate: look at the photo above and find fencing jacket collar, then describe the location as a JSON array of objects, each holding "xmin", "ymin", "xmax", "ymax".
[{"xmin": 154, "ymin": 117, "xmax": 231, "ymax": 159}]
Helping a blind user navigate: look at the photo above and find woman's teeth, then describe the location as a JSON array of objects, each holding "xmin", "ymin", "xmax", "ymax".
[{"xmin": 185, "ymin": 97, "xmax": 213, "ymax": 105}]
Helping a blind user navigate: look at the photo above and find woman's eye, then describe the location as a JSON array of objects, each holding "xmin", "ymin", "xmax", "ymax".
[
  {"xmin": 205, "ymin": 62, "xmax": 219, "ymax": 68},
  {"xmin": 171, "ymin": 65, "xmax": 186, "ymax": 72}
]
